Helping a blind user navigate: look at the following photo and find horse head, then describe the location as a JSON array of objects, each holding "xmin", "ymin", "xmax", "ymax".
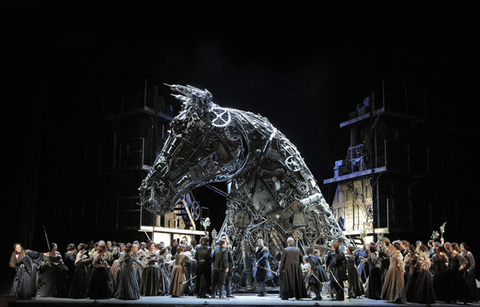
[{"xmin": 139, "ymin": 84, "xmax": 249, "ymax": 215}]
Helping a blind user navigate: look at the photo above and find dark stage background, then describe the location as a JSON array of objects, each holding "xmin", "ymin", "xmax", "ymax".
[{"xmin": 2, "ymin": 2, "xmax": 479, "ymax": 293}]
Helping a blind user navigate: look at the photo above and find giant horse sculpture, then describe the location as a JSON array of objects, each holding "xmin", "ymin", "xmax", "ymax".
[{"xmin": 139, "ymin": 84, "xmax": 347, "ymax": 289}]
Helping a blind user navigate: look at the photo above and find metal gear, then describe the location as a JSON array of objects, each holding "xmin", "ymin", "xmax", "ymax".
[
  {"xmin": 285, "ymin": 156, "xmax": 301, "ymax": 172},
  {"xmin": 296, "ymin": 182, "xmax": 310, "ymax": 197},
  {"xmin": 304, "ymin": 225, "xmax": 318, "ymax": 241},
  {"xmin": 211, "ymin": 107, "xmax": 231, "ymax": 127}
]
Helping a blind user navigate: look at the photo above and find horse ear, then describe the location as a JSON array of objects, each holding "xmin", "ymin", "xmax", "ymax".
[{"xmin": 164, "ymin": 84, "xmax": 213, "ymax": 109}]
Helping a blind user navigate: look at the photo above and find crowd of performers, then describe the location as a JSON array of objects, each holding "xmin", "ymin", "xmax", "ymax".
[
  {"xmin": 295, "ymin": 237, "xmax": 478, "ymax": 304},
  {"xmin": 9, "ymin": 236, "xmax": 234, "ymax": 300},
  {"xmin": 9, "ymin": 234, "xmax": 478, "ymax": 304}
]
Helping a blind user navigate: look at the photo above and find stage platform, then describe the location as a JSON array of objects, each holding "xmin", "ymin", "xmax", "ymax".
[{"xmin": 3, "ymin": 293, "xmax": 480, "ymax": 307}]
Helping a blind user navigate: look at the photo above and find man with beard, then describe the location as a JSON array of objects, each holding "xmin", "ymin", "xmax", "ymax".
[{"xmin": 194, "ymin": 236, "xmax": 212, "ymax": 298}]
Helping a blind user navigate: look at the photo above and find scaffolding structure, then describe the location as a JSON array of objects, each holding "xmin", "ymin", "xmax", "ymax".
[
  {"xmin": 324, "ymin": 80, "xmax": 429, "ymax": 240},
  {"xmin": 39, "ymin": 79, "xmax": 207, "ymax": 245}
]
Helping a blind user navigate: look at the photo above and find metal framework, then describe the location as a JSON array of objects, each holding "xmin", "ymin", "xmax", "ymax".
[{"xmin": 139, "ymin": 84, "xmax": 347, "ymax": 289}]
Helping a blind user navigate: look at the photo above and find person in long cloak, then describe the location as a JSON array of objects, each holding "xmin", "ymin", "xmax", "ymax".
[
  {"xmin": 363, "ymin": 243, "xmax": 382, "ymax": 299},
  {"xmin": 68, "ymin": 243, "xmax": 92, "ymax": 298},
  {"xmin": 377, "ymin": 241, "xmax": 390, "ymax": 285},
  {"xmin": 460, "ymin": 243, "xmax": 478, "ymax": 303},
  {"xmin": 254, "ymin": 239, "xmax": 271, "ymax": 297},
  {"xmin": 445, "ymin": 242, "xmax": 468, "ymax": 303},
  {"xmin": 326, "ymin": 242, "xmax": 347, "ymax": 301},
  {"xmin": 9, "ymin": 243, "xmax": 43, "ymax": 300},
  {"xmin": 409, "ymin": 245, "xmax": 436, "ymax": 305},
  {"xmin": 211, "ymin": 239, "xmax": 229, "ymax": 299},
  {"xmin": 279, "ymin": 237, "xmax": 307, "ymax": 300},
  {"xmin": 224, "ymin": 237, "xmax": 235, "ymax": 298},
  {"xmin": 181, "ymin": 245, "xmax": 194, "ymax": 296},
  {"xmin": 85, "ymin": 242, "xmax": 115, "ymax": 299},
  {"xmin": 306, "ymin": 247, "xmax": 327, "ymax": 300},
  {"xmin": 380, "ymin": 241, "xmax": 406, "ymax": 303},
  {"xmin": 141, "ymin": 243, "xmax": 159, "ymax": 296},
  {"xmin": 64, "ymin": 244, "xmax": 77, "ymax": 295},
  {"xmin": 39, "ymin": 243, "xmax": 68, "ymax": 297},
  {"xmin": 115, "ymin": 243, "xmax": 146, "ymax": 300},
  {"xmin": 157, "ymin": 248, "xmax": 171, "ymax": 296},
  {"xmin": 194, "ymin": 236, "xmax": 212, "ymax": 298},
  {"xmin": 169, "ymin": 245, "xmax": 188, "ymax": 297},
  {"xmin": 404, "ymin": 245, "xmax": 418, "ymax": 301},
  {"xmin": 131, "ymin": 244, "xmax": 143, "ymax": 293},
  {"xmin": 345, "ymin": 246, "xmax": 364, "ymax": 299},
  {"xmin": 432, "ymin": 246, "xmax": 449, "ymax": 301}
]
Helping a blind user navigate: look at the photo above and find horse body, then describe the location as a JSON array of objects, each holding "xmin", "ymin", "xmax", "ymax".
[{"xmin": 139, "ymin": 84, "xmax": 346, "ymax": 289}]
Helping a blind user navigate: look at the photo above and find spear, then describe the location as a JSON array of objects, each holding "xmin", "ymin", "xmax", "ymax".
[
  {"xmin": 306, "ymin": 269, "xmax": 322, "ymax": 283},
  {"xmin": 328, "ymin": 268, "xmax": 348, "ymax": 293},
  {"xmin": 43, "ymin": 225, "xmax": 50, "ymax": 251},
  {"xmin": 257, "ymin": 264, "xmax": 279, "ymax": 276},
  {"xmin": 180, "ymin": 275, "xmax": 197, "ymax": 285}
]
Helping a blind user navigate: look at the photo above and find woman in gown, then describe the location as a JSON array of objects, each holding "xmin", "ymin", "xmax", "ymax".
[
  {"xmin": 432, "ymin": 246, "xmax": 449, "ymax": 301},
  {"xmin": 131, "ymin": 243, "xmax": 143, "ymax": 292},
  {"xmin": 9, "ymin": 243, "xmax": 43, "ymax": 299},
  {"xmin": 85, "ymin": 242, "xmax": 114, "ymax": 299},
  {"xmin": 141, "ymin": 242, "xmax": 159, "ymax": 296},
  {"xmin": 410, "ymin": 245, "xmax": 436, "ymax": 305},
  {"xmin": 169, "ymin": 245, "xmax": 187, "ymax": 297},
  {"xmin": 157, "ymin": 248, "xmax": 171, "ymax": 296},
  {"xmin": 380, "ymin": 241, "xmax": 406, "ymax": 303},
  {"xmin": 68, "ymin": 243, "xmax": 92, "ymax": 298},
  {"xmin": 64, "ymin": 243, "xmax": 77, "ymax": 295},
  {"xmin": 445, "ymin": 242, "xmax": 468, "ymax": 303},
  {"xmin": 108, "ymin": 245, "xmax": 119, "ymax": 286},
  {"xmin": 115, "ymin": 243, "xmax": 146, "ymax": 300},
  {"xmin": 363, "ymin": 243, "xmax": 382, "ymax": 299},
  {"xmin": 404, "ymin": 245, "xmax": 418, "ymax": 301},
  {"xmin": 39, "ymin": 243, "xmax": 68, "ymax": 297},
  {"xmin": 460, "ymin": 243, "xmax": 478, "ymax": 303},
  {"xmin": 345, "ymin": 246, "xmax": 364, "ymax": 299},
  {"xmin": 377, "ymin": 241, "xmax": 390, "ymax": 285}
]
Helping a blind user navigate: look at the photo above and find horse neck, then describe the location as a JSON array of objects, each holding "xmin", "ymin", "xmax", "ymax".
[{"xmin": 230, "ymin": 110, "xmax": 320, "ymax": 197}]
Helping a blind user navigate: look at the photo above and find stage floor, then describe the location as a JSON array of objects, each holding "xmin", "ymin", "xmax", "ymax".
[{"xmin": 4, "ymin": 293, "xmax": 480, "ymax": 307}]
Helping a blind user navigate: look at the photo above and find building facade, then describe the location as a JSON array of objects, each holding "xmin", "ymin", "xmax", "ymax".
[{"xmin": 323, "ymin": 80, "xmax": 437, "ymax": 242}]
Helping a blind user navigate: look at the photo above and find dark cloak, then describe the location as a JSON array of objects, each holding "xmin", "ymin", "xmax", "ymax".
[
  {"xmin": 279, "ymin": 246, "xmax": 307, "ymax": 300},
  {"xmin": 10, "ymin": 249, "xmax": 43, "ymax": 299}
]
